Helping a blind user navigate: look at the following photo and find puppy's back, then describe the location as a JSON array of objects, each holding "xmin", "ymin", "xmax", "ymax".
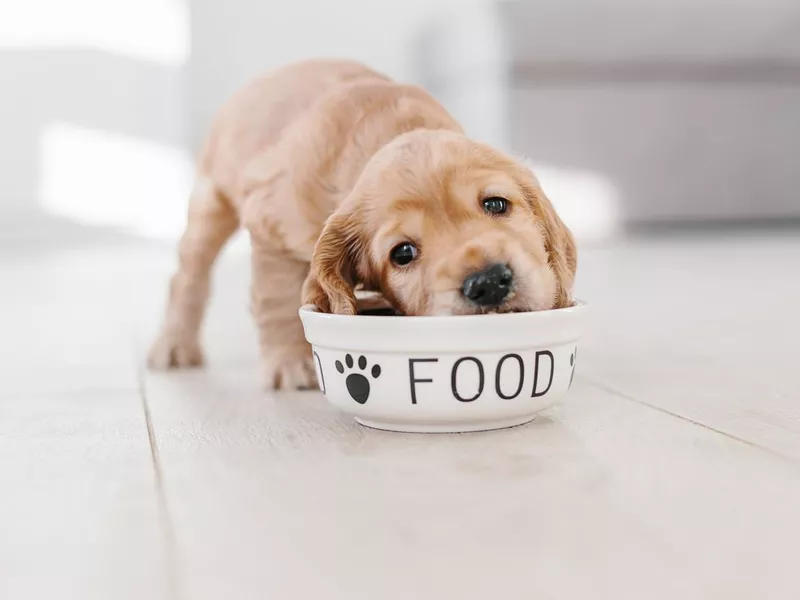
[{"xmin": 199, "ymin": 59, "xmax": 389, "ymax": 201}]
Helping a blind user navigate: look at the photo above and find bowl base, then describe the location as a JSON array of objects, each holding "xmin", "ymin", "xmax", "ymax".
[{"xmin": 354, "ymin": 414, "xmax": 536, "ymax": 434}]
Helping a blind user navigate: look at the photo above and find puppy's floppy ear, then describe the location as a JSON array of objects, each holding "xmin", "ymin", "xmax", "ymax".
[
  {"xmin": 521, "ymin": 176, "xmax": 577, "ymax": 309},
  {"xmin": 302, "ymin": 205, "xmax": 366, "ymax": 315},
  {"xmin": 542, "ymin": 196, "xmax": 577, "ymax": 309}
]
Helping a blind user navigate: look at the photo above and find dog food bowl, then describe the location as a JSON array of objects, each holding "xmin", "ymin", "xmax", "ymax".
[{"xmin": 298, "ymin": 300, "xmax": 588, "ymax": 433}]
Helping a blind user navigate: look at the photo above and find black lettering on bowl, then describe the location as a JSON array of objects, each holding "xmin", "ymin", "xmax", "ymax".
[
  {"xmin": 404, "ymin": 350, "xmax": 559, "ymax": 406},
  {"xmin": 568, "ymin": 347, "xmax": 578, "ymax": 389},
  {"xmin": 495, "ymin": 353, "xmax": 524, "ymax": 400},
  {"xmin": 335, "ymin": 354, "xmax": 381, "ymax": 404},
  {"xmin": 531, "ymin": 351, "xmax": 554, "ymax": 397},
  {"xmin": 409, "ymin": 358, "xmax": 438, "ymax": 404},
  {"xmin": 451, "ymin": 357, "xmax": 485, "ymax": 402},
  {"xmin": 313, "ymin": 351, "xmax": 326, "ymax": 394}
]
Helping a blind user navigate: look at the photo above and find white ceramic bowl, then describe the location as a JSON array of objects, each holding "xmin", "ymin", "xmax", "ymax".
[{"xmin": 298, "ymin": 301, "xmax": 588, "ymax": 433}]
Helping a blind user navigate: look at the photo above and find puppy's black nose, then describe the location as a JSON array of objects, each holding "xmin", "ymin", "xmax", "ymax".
[{"xmin": 461, "ymin": 263, "xmax": 514, "ymax": 307}]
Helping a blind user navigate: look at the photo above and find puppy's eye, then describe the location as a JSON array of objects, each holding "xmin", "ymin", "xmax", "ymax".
[
  {"xmin": 389, "ymin": 242, "xmax": 418, "ymax": 266},
  {"xmin": 483, "ymin": 197, "xmax": 508, "ymax": 215}
]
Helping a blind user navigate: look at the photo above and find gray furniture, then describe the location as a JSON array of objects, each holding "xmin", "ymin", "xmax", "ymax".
[{"xmin": 417, "ymin": 0, "xmax": 800, "ymax": 228}]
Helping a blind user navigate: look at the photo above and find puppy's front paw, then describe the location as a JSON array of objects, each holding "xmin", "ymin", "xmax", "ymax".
[
  {"xmin": 147, "ymin": 332, "xmax": 204, "ymax": 370},
  {"xmin": 262, "ymin": 348, "xmax": 318, "ymax": 391}
]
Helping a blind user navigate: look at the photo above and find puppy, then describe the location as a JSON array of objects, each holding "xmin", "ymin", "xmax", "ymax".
[{"xmin": 148, "ymin": 59, "xmax": 577, "ymax": 389}]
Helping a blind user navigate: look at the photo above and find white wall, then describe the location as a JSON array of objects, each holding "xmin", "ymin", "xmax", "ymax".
[
  {"xmin": 0, "ymin": 0, "xmax": 476, "ymax": 240},
  {"xmin": 7, "ymin": 0, "xmax": 790, "ymax": 243},
  {"xmin": 186, "ymin": 0, "xmax": 471, "ymax": 150}
]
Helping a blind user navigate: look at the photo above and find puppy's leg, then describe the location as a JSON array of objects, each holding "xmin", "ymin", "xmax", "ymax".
[
  {"xmin": 148, "ymin": 176, "xmax": 238, "ymax": 369},
  {"xmin": 250, "ymin": 241, "xmax": 317, "ymax": 390}
]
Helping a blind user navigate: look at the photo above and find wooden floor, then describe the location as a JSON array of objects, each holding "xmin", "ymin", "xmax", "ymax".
[{"xmin": 2, "ymin": 231, "xmax": 799, "ymax": 600}]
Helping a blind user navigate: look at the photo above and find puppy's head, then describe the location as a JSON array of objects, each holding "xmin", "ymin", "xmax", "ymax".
[{"xmin": 303, "ymin": 130, "xmax": 576, "ymax": 316}]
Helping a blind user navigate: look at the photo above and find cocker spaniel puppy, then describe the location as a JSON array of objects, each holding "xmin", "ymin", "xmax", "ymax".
[{"xmin": 148, "ymin": 59, "xmax": 576, "ymax": 389}]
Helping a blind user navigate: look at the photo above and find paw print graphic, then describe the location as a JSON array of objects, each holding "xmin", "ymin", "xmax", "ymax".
[{"xmin": 335, "ymin": 354, "xmax": 381, "ymax": 404}]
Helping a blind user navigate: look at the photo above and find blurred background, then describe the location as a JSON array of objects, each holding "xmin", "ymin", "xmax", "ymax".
[{"xmin": 3, "ymin": 0, "xmax": 798, "ymax": 251}]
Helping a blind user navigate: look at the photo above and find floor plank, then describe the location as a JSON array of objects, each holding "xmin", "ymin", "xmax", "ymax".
[
  {"xmin": 4, "ymin": 231, "xmax": 800, "ymax": 599},
  {"xmin": 574, "ymin": 234, "xmax": 800, "ymax": 460},
  {"xmin": 0, "ymin": 249, "xmax": 143, "ymax": 395},
  {"xmin": 0, "ymin": 391, "xmax": 172, "ymax": 600},
  {"xmin": 144, "ymin": 369, "xmax": 800, "ymax": 600}
]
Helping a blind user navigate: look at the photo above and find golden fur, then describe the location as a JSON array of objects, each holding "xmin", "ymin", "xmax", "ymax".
[{"xmin": 148, "ymin": 59, "xmax": 576, "ymax": 389}]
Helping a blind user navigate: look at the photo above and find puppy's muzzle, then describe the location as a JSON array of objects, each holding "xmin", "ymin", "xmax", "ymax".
[{"xmin": 461, "ymin": 263, "xmax": 513, "ymax": 307}]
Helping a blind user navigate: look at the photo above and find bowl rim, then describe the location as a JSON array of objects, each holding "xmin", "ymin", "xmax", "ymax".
[
  {"xmin": 299, "ymin": 298, "xmax": 588, "ymax": 324},
  {"xmin": 299, "ymin": 299, "xmax": 589, "ymax": 352}
]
